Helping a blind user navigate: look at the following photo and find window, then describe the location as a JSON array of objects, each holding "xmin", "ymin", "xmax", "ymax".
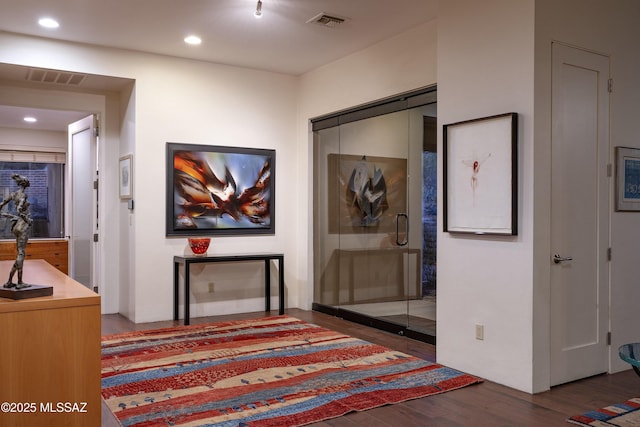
[{"xmin": 0, "ymin": 151, "xmax": 65, "ymax": 239}]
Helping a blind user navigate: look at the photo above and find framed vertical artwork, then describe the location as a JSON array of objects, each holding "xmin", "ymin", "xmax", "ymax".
[
  {"xmin": 615, "ymin": 146, "xmax": 640, "ymax": 211},
  {"xmin": 443, "ymin": 112, "xmax": 518, "ymax": 235},
  {"xmin": 119, "ymin": 154, "xmax": 132, "ymax": 200}
]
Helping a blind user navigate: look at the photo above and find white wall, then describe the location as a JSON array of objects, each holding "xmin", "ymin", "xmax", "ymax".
[
  {"xmin": 436, "ymin": 0, "xmax": 536, "ymax": 392},
  {"xmin": 131, "ymin": 57, "xmax": 297, "ymax": 322},
  {"xmin": 534, "ymin": 0, "xmax": 640, "ymax": 379}
]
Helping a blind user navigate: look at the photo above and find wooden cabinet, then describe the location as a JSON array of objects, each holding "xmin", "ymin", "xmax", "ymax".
[
  {"xmin": 0, "ymin": 239, "xmax": 68, "ymax": 274},
  {"xmin": 0, "ymin": 260, "xmax": 100, "ymax": 427}
]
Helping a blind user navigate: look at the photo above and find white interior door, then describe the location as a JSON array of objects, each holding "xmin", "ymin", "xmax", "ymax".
[
  {"xmin": 67, "ymin": 115, "xmax": 98, "ymax": 290},
  {"xmin": 550, "ymin": 43, "xmax": 610, "ymax": 386}
]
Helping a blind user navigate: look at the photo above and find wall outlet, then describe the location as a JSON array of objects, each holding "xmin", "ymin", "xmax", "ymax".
[
  {"xmin": 475, "ymin": 324, "xmax": 484, "ymax": 340},
  {"xmin": 208, "ymin": 282, "xmax": 215, "ymax": 293}
]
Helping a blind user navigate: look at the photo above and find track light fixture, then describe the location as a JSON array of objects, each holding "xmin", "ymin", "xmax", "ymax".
[{"xmin": 255, "ymin": 0, "xmax": 263, "ymax": 18}]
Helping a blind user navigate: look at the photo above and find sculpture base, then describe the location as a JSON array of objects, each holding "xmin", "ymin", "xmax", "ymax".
[{"xmin": 0, "ymin": 284, "xmax": 53, "ymax": 300}]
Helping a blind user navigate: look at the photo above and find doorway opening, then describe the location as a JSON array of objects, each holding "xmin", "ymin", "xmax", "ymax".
[
  {"xmin": 311, "ymin": 86, "xmax": 437, "ymax": 343},
  {"xmin": 0, "ymin": 62, "xmax": 135, "ymax": 314},
  {"xmin": 68, "ymin": 115, "xmax": 99, "ymax": 290}
]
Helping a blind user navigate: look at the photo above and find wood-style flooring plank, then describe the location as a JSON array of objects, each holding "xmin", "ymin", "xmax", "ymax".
[{"xmin": 100, "ymin": 309, "xmax": 640, "ymax": 427}]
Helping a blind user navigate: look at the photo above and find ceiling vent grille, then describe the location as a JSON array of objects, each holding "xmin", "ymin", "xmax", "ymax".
[
  {"xmin": 306, "ymin": 12, "xmax": 347, "ymax": 28},
  {"xmin": 26, "ymin": 68, "xmax": 87, "ymax": 86}
]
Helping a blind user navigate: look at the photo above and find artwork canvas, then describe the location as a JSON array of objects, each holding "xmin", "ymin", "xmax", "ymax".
[
  {"xmin": 119, "ymin": 154, "xmax": 132, "ymax": 200},
  {"xmin": 443, "ymin": 113, "xmax": 518, "ymax": 235},
  {"xmin": 166, "ymin": 143, "xmax": 275, "ymax": 236},
  {"xmin": 327, "ymin": 153, "xmax": 406, "ymax": 234},
  {"xmin": 615, "ymin": 146, "xmax": 640, "ymax": 211}
]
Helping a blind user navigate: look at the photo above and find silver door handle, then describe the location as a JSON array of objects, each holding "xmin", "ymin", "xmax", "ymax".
[
  {"xmin": 553, "ymin": 254, "xmax": 573, "ymax": 264},
  {"xmin": 396, "ymin": 213, "xmax": 408, "ymax": 246}
]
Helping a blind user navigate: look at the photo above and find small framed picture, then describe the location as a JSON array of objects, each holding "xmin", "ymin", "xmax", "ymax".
[
  {"xmin": 615, "ymin": 146, "xmax": 640, "ymax": 211},
  {"xmin": 119, "ymin": 154, "xmax": 132, "ymax": 200}
]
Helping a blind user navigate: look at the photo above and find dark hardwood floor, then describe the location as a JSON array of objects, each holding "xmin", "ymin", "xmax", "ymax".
[{"xmin": 101, "ymin": 309, "xmax": 640, "ymax": 427}]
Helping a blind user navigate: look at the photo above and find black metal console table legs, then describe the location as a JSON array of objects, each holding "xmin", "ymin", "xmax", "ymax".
[{"xmin": 173, "ymin": 253, "xmax": 285, "ymax": 325}]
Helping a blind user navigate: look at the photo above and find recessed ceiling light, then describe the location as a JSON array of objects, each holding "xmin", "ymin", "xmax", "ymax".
[
  {"xmin": 23, "ymin": 117, "xmax": 37, "ymax": 123},
  {"xmin": 184, "ymin": 35, "xmax": 202, "ymax": 45},
  {"xmin": 38, "ymin": 18, "xmax": 60, "ymax": 29}
]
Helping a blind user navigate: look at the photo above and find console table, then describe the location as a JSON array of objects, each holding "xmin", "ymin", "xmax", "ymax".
[{"xmin": 173, "ymin": 253, "xmax": 284, "ymax": 325}]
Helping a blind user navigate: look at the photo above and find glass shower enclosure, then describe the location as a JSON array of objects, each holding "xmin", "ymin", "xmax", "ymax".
[{"xmin": 312, "ymin": 88, "xmax": 437, "ymax": 342}]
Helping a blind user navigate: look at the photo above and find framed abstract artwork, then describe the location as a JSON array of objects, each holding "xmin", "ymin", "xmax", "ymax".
[
  {"xmin": 166, "ymin": 142, "xmax": 275, "ymax": 236},
  {"xmin": 443, "ymin": 112, "xmax": 518, "ymax": 235},
  {"xmin": 615, "ymin": 146, "xmax": 640, "ymax": 211}
]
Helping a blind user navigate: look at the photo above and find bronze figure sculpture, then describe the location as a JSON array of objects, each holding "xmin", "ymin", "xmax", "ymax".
[{"xmin": 0, "ymin": 174, "xmax": 33, "ymax": 289}]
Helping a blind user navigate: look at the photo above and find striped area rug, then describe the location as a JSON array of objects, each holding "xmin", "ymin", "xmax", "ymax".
[
  {"xmin": 567, "ymin": 398, "xmax": 640, "ymax": 426},
  {"xmin": 101, "ymin": 315, "xmax": 481, "ymax": 427}
]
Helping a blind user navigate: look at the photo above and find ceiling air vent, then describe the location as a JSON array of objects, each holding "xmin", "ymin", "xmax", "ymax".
[
  {"xmin": 26, "ymin": 68, "xmax": 87, "ymax": 86},
  {"xmin": 306, "ymin": 12, "xmax": 348, "ymax": 28}
]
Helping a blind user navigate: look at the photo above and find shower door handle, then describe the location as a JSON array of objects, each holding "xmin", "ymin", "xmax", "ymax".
[{"xmin": 396, "ymin": 213, "xmax": 408, "ymax": 246}]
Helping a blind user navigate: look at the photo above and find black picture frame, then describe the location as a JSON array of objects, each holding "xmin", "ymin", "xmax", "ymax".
[
  {"xmin": 166, "ymin": 142, "xmax": 275, "ymax": 236},
  {"xmin": 443, "ymin": 112, "xmax": 518, "ymax": 235}
]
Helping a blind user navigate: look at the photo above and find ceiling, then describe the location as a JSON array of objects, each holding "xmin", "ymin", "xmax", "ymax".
[
  {"xmin": 0, "ymin": 104, "xmax": 89, "ymax": 132},
  {"xmin": 0, "ymin": 0, "xmax": 438, "ymax": 132}
]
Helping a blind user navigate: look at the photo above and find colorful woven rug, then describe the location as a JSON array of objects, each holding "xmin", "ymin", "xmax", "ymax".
[
  {"xmin": 567, "ymin": 398, "xmax": 640, "ymax": 426},
  {"xmin": 101, "ymin": 315, "xmax": 481, "ymax": 427}
]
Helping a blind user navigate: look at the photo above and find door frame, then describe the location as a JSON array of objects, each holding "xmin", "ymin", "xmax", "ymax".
[{"xmin": 0, "ymin": 72, "xmax": 125, "ymax": 315}]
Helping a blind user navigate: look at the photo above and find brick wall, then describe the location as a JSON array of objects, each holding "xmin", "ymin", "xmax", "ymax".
[{"xmin": 0, "ymin": 170, "xmax": 49, "ymax": 219}]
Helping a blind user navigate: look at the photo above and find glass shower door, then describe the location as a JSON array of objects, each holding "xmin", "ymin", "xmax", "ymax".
[
  {"xmin": 313, "ymin": 109, "xmax": 425, "ymax": 331},
  {"xmin": 335, "ymin": 110, "xmax": 415, "ymax": 324}
]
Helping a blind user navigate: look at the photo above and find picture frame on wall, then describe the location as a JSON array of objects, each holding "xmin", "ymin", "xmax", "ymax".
[
  {"xmin": 166, "ymin": 142, "xmax": 275, "ymax": 236},
  {"xmin": 443, "ymin": 112, "xmax": 518, "ymax": 235},
  {"xmin": 119, "ymin": 154, "xmax": 132, "ymax": 200},
  {"xmin": 615, "ymin": 146, "xmax": 640, "ymax": 211}
]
